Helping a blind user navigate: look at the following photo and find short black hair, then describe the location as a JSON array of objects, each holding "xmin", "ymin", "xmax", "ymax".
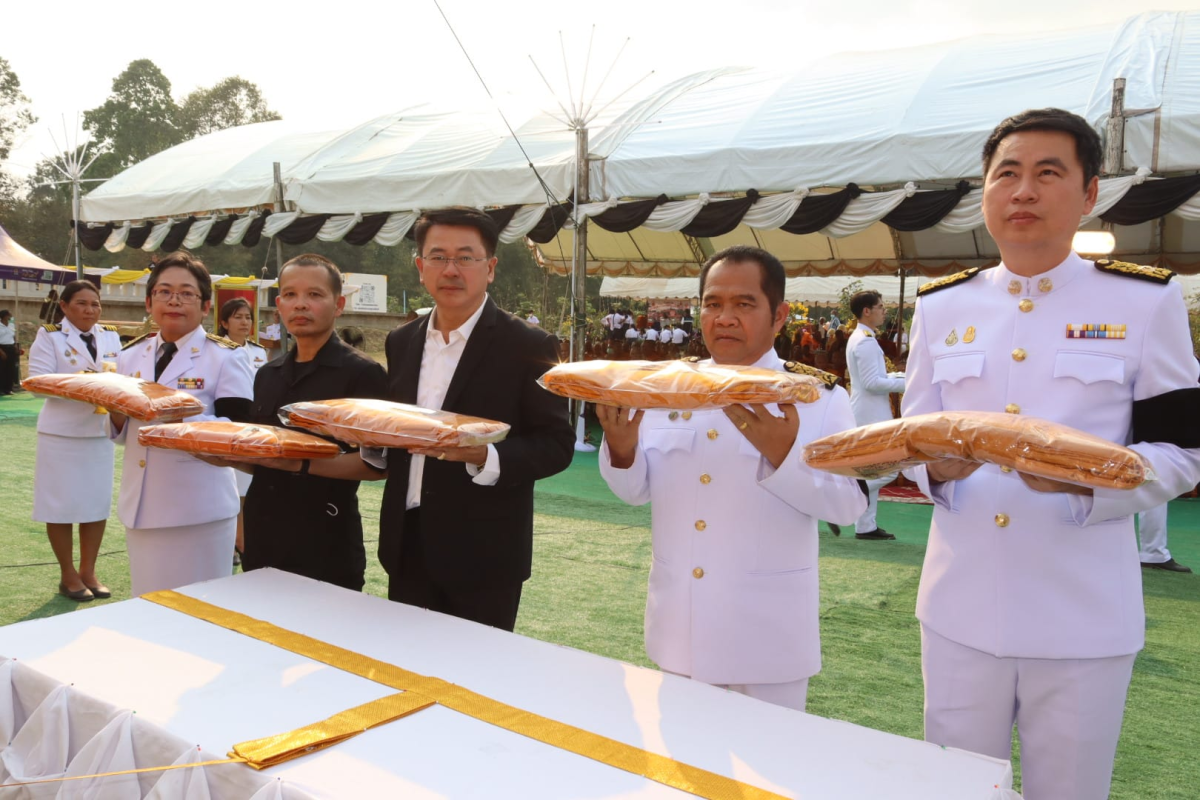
[
  {"xmin": 279, "ymin": 253, "xmax": 343, "ymax": 295},
  {"xmin": 850, "ymin": 290, "xmax": 884, "ymax": 320},
  {"xmin": 414, "ymin": 207, "xmax": 500, "ymax": 257},
  {"xmin": 146, "ymin": 251, "xmax": 212, "ymax": 303},
  {"xmin": 60, "ymin": 279, "xmax": 101, "ymax": 305},
  {"xmin": 0, "ymin": 309, "xmax": 10, "ymax": 319},
  {"xmin": 699, "ymin": 245, "xmax": 786, "ymax": 312},
  {"xmin": 983, "ymin": 108, "xmax": 1102, "ymax": 188},
  {"xmin": 217, "ymin": 297, "xmax": 252, "ymax": 337}
]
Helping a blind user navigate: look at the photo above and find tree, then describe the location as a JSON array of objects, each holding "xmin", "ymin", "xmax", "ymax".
[
  {"xmin": 0, "ymin": 56, "xmax": 36, "ymax": 202},
  {"xmin": 83, "ymin": 59, "xmax": 183, "ymax": 174},
  {"xmin": 178, "ymin": 77, "xmax": 281, "ymax": 138}
]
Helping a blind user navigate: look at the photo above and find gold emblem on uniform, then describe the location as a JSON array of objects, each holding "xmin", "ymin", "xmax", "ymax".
[
  {"xmin": 191, "ymin": 347, "xmax": 200, "ymax": 354},
  {"xmin": 1007, "ymin": 280, "xmax": 1021, "ymax": 295},
  {"xmin": 1038, "ymin": 278, "xmax": 1053, "ymax": 293},
  {"xmin": 945, "ymin": 329, "xmax": 958, "ymax": 346},
  {"xmin": 681, "ymin": 411, "xmax": 692, "ymax": 420},
  {"xmin": 963, "ymin": 326, "xmax": 976, "ymax": 343},
  {"xmin": 668, "ymin": 411, "xmax": 679, "ymax": 421},
  {"xmin": 1019, "ymin": 299, "xmax": 1034, "ymax": 313},
  {"xmin": 177, "ymin": 377, "xmax": 205, "ymax": 390},
  {"xmin": 133, "ymin": 371, "xmax": 141, "ymax": 378}
]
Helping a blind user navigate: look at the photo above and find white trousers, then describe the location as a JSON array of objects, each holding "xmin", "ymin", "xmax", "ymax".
[
  {"xmin": 855, "ymin": 476, "xmax": 893, "ymax": 533},
  {"xmin": 125, "ymin": 517, "xmax": 237, "ymax": 597},
  {"xmin": 921, "ymin": 625, "xmax": 1135, "ymax": 800},
  {"xmin": 666, "ymin": 671, "xmax": 809, "ymax": 712},
  {"xmin": 1137, "ymin": 503, "xmax": 1170, "ymax": 563}
]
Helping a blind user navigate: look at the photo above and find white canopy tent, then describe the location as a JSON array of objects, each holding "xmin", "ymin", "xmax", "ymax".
[
  {"xmin": 601, "ymin": 275, "xmax": 928, "ymax": 306},
  {"xmin": 76, "ymin": 11, "xmax": 1200, "ymax": 281}
]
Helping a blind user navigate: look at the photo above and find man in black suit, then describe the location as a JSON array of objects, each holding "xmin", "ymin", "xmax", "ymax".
[{"xmin": 368, "ymin": 207, "xmax": 573, "ymax": 630}]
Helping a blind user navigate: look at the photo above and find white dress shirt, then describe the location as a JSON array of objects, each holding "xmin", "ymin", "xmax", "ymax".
[
  {"xmin": 0, "ymin": 320, "xmax": 15, "ymax": 346},
  {"xmin": 405, "ymin": 296, "xmax": 501, "ymax": 509},
  {"xmin": 671, "ymin": 328, "xmax": 688, "ymax": 345}
]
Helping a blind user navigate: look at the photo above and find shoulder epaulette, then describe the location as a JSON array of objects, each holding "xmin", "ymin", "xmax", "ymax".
[
  {"xmin": 1094, "ymin": 259, "xmax": 1175, "ymax": 285},
  {"xmin": 784, "ymin": 360, "xmax": 840, "ymax": 389},
  {"xmin": 916, "ymin": 267, "xmax": 981, "ymax": 297},
  {"xmin": 122, "ymin": 332, "xmax": 153, "ymax": 350},
  {"xmin": 102, "ymin": 325, "xmax": 120, "ymax": 332},
  {"xmin": 206, "ymin": 333, "xmax": 240, "ymax": 349},
  {"xmin": 41, "ymin": 324, "xmax": 60, "ymax": 333},
  {"xmin": 680, "ymin": 356, "xmax": 701, "ymax": 363}
]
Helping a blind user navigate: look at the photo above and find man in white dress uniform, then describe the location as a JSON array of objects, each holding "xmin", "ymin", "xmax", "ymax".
[
  {"xmin": 110, "ymin": 252, "xmax": 254, "ymax": 596},
  {"xmin": 845, "ymin": 289, "xmax": 907, "ymax": 540},
  {"xmin": 597, "ymin": 245, "xmax": 867, "ymax": 711},
  {"xmin": 901, "ymin": 108, "xmax": 1200, "ymax": 800}
]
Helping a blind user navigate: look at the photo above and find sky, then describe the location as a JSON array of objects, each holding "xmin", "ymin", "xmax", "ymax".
[{"xmin": 4, "ymin": 0, "xmax": 1198, "ymax": 179}]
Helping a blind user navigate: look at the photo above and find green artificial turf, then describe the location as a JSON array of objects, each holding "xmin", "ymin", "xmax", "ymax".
[{"xmin": 1, "ymin": 393, "xmax": 1196, "ymax": 797}]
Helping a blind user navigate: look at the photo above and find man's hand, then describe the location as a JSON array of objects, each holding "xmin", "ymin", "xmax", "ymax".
[
  {"xmin": 926, "ymin": 459, "xmax": 982, "ymax": 485},
  {"xmin": 109, "ymin": 410, "xmax": 128, "ymax": 434},
  {"xmin": 409, "ymin": 445, "xmax": 488, "ymax": 468},
  {"xmin": 722, "ymin": 403, "xmax": 799, "ymax": 470},
  {"xmin": 1018, "ymin": 472, "xmax": 1093, "ymax": 496},
  {"xmin": 595, "ymin": 404, "xmax": 644, "ymax": 469}
]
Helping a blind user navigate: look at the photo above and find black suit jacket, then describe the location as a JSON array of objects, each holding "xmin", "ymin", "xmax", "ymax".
[{"xmin": 378, "ymin": 298, "xmax": 574, "ymax": 587}]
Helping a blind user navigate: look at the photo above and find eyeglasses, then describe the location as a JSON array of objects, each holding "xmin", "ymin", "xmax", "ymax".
[
  {"xmin": 150, "ymin": 288, "xmax": 203, "ymax": 304},
  {"xmin": 420, "ymin": 255, "xmax": 490, "ymax": 268}
]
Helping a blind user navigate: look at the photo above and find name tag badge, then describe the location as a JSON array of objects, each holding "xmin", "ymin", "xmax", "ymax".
[{"xmin": 178, "ymin": 377, "xmax": 205, "ymax": 390}]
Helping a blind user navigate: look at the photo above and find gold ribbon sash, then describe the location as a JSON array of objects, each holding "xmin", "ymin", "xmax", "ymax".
[{"xmin": 144, "ymin": 590, "xmax": 788, "ymax": 800}]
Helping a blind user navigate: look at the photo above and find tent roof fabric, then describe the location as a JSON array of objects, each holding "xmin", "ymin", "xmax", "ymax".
[{"xmin": 0, "ymin": 224, "xmax": 67, "ymax": 272}]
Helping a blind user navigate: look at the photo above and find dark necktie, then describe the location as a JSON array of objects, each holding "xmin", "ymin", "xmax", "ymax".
[
  {"xmin": 154, "ymin": 341, "xmax": 177, "ymax": 382},
  {"xmin": 80, "ymin": 332, "xmax": 97, "ymax": 361}
]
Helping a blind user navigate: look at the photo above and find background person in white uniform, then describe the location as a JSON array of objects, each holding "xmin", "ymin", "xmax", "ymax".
[
  {"xmin": 1137, "ymin": 503, "xmax": 1190, "ymax": 572},
  {"xmin": 845, "ymin": 289, "xmax": 906, "ymax": 540},
  {"xmin": 598, "ymin": 245, "xmax": 867, "ymax": 711},
  {"xmin": 902, "ymin": 108, "xmax": 1200, "ymax": 800},
  {"xmin": 28, "ymin": 280, "xmax": 122, "ymax": 601},
  {"xmin": 217, "ymin": 296, "xmax": 268, "ymax": 564},
  {"xmin": 109, "ymin": 252, "xmax": 254, "ymax": 596}
]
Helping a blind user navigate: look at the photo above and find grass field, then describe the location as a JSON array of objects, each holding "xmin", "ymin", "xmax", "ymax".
[{"xmin": 1, "ymin": 390, "xmax": 1197, "ymax": 797}]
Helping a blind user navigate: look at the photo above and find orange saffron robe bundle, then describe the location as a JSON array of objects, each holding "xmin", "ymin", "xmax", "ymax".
[
  {"xmin": 538, "ymin": 359, "xmax": 822, "ymax": 409},
  {"xmin": 138, "ymin": 421, "xmax": 342, "ymax": 459},
  {"xmin": 22, "ymin": 372, "xmax": 204, "ymax": 421},
  {"xmin": 277, "ymin": 399, "xmax": 510, "ymax": 449},
  {"xmin": 803, "ymin": 411, "xmax": 1153, "ymax": 490}
]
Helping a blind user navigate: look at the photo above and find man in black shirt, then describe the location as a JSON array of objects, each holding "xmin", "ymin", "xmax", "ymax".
[{"xmin": 239, "ymin": 254, "xmax": 387, "ymax": 590}]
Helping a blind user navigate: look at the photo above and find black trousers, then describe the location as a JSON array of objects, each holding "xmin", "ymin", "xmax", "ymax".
[
  {"xmin": 389, "ymin": 507, "xmax": 524, "ymax": 632},
  {"xmin": 0, "ymin": 344, "xmax": 17, "ymax": 394}
]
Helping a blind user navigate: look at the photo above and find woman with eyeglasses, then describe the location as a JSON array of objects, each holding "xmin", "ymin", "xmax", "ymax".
[
  {"xmin": 107, "ymin": 252, "xmax": 254, "ymax": 596},
  {"xmin": 27, "ymin": 279, "xmax": 122, "ymax": 602},
  {"xmin": 217, "ymin": 296, "xmax": 267, "ymax": 565}
]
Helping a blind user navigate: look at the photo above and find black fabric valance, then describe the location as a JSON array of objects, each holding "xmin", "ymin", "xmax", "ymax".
[
  {"xmin": 1102, "ymin": 174, "xmax": 1200, "ymax": 226},
  {"xmin": 681, "ymin": 190, "xmax": 761, "ymax": 238},
  {"xmin": 242, "ymin": 212, "xmax": 270, "ymax": 248},
  {"xmin": 883, "ymin": 181, "xmax": 971, "ymax": 231},
  {"xmin": 160, "ymin": 218, "xmax": 196, "ymax": 252},
  {"xmin": 781, "ymin": 185, "xmax": 862, "ymax": 235},
  {"xmin": 526, "ymin": 202, "xmax": 573, "ymax": 244},
  {"xmin": 206, "ymin": 215, "xmax": 237, "ymax": 246},
  {"xmin": 343, "ymin": 214, "xmax": 392, "ymax": 246},
  {"xmin": 73, "ymin": 221, "xmax": 114, "ymax": 251},
  {"xmin": 591, "ymin": 196, "xmax": 669, "ymax": 233}
]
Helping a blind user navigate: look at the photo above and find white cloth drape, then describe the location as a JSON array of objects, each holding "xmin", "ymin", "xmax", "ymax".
[
  {"xmin": 372, "ymin": 211, "xmax": 421, "ymax": 247},
  {"xmin": 743, "ymin": 190, "xmax": 809, "ymax": 229},
  {"xmin": 821, "ymin": 183, "xmax": 913, "ymax": 238},
  {"xmin": 315, "ymin": 213, "xmax": 362, "ymax": 242},
  {"xmin": 935, "ymin": 189, "xmax": 984, "ymax": 233},
  {"xmin": 182, "ymin": 217, "xmax": 217, "ymax": 250},
  {"xmin": 103, "ymin": 222, "xmax": 131, "ymax": 253},
  {"xmin": 1081, "ymin": 168, "xmax": 1151, "ymax": 224},
  {"xmin": 141, "ymin": 220, "xmax": 173, "ymax": 252},
  {"xmin": 262, "ymin": 212, "xmax": 301, "ymax": 238},
  {"xmin": 499, "ymin": 204, "xmax": 550, "ymax": 243},
  {"xmin": 642, "ymin": 194, "xmax": 710, "ymax": 231},
  {"xmin": 1174, "ymin": 192, "xmax": 1200, "ymax": 221},
  {"xmin": 223, "ymin": 212, "xmax": 259, "ymax": 246}
]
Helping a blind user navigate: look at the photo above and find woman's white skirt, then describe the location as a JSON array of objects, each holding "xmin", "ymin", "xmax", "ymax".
[
  {"xmin": 125, "ymin": 517, "xmax": 237, "ymax": 597},
  {"xmin": 32, "ymin": 434, "xmax": 115, "ymax": 524}
]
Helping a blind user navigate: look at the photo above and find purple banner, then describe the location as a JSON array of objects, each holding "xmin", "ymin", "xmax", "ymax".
[{"xmin": 0, "ymin": 265, "xmax": 93, "ymax": 287}]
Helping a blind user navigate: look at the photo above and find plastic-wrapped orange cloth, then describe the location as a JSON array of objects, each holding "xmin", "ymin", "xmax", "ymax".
[
  {"xmin": 138, "ymin": 422, "xmax": 342, "ymax": 459},
  {"xmin": 277, "ymin": 399, "xmax": 511, "ymax": 449},
  {"xmin": 803, "ymin": 411, "xmax": 1153, "ymax": 490},
  {"xmin": 22, "ymin": 372, "xmax": 204, "ymax": 421},
  {"xmin": 538, "ymin": 359, "xmax": 822, "ymax": 409}
]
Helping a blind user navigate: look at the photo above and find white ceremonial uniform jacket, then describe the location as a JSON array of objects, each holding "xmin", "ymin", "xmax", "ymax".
[
  {"xmin": 846, "ymin": 323, "xmax": 906, "ymax": 426},
  {"xmin": 244, "ymin": 341, "xmax": 268, "ymax": 371},
  {"xmin": 600, "ymin": 351, "xmax": 867, "ymax": 685},
  {"xmin": 29, "ymin": 321, "xmax": 122, "ymax": 437},
  {"xmin": 903, "ymin": 252, "xmax": 1200, "ymax": 659},
  {"xmin": 112, "ymin": 325, "xmax": 253, "ymax": 530}
]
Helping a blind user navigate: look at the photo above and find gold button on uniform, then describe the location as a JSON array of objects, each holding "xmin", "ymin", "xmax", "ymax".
[
  {"xmin": 1038, "ymin": 278, "xmax": 1053, "ymax": 293},
  {"xmin": 707, "ymin": 429, "xmax": 719, "ymax": 440},
  {"xmin": 694, "ymin": 520, "xmax": 707, "ymax": 531},
  {"xmin": 699, "ymin": 474, "xmax": 712, "ymax": 485},
  {"xmin": 1000, "ymin": 466, "xmax": 1013, "ymax": 473},
  {"xmin": 138, "ymin": 459, "xmax": 146, "ymax": 468},
  {"xmin": 1012, "ymin": 348, "xmax": 1027, "ymax": 362},
  {"xmin": 692, "ymin": 567, "xmax": 705, "ymax": 579},
  {"xmin": 1008, "ymin": 280, "xmax": 1021, "ymax": 295},
  {"xmin": 1005, "ymin": 403, "xmax": 1020, "ymax": 414},
  {"xmin": 1019, "ymin": 299, "xmax": 1034, "ymax": 313},
  {"xmin": 682, "ymin": 411, "xmax": 692, "ymax": 420},
  {"xmin": 995, "ymin": 513, "xmax": 1010, "ymax": 528}
]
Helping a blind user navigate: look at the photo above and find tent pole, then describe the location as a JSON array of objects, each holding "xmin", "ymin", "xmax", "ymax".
[
  {"xmin": 897, "ymin": 267, "xmax": 906, "ymax": 352},
  {"xmin": 72, "ymin": 178, "xmax": 84, "ymax": 279},
  {"xmin": 273, "ymin": 162, "xmax": 288, "ymax": 355},
  {"xmin": 571, "ymin": 124, "xmax": 595, "ymax": 452}
]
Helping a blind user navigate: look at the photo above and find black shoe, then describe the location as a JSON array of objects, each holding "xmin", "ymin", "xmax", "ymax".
[
  {"xmin": 83, "ymin": 582, "xmax": 111, "ymax": 599},
  {"xmin": 827, "ymin": 523, "xmax": 841, "ymax": 537},
  {"xmin": 855, "ymin": 529, "xmax": 896, "ymax": 541},
  {"xmin": 1142, "ymin": 559, "xmax": 1192, "ymax": 573},
  {"xmin": 59, "ymin": 582, "xmax": 95, "ymax": 602}
]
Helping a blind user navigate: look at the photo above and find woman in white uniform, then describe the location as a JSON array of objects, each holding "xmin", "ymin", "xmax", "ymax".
[
  {"xmin": 109, "ymin": 252, "xmax": 254, "ymax": 596},
  {"xmin": 28, "ymin": 280, "xmax": 122, "ymax": 601},
  {"xmin": 217, "ymin": 296, "xmax": 267, "ymax": 562}
]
